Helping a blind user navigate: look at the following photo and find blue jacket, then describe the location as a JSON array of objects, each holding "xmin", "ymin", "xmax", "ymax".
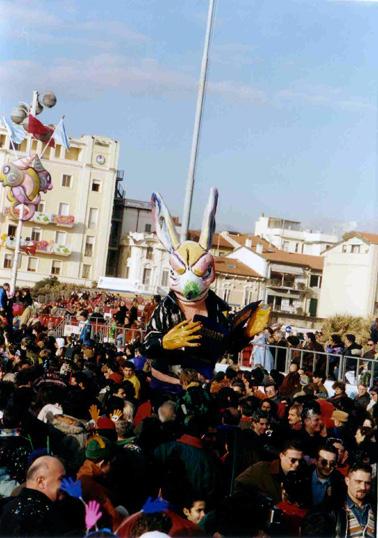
[
  {"xmin": 0, "ymin": 288, "xmax": 8, "ymax": 310},
  {"xmin": 79, "ymin": 321, "xmax": 92, "ymax": 345}
]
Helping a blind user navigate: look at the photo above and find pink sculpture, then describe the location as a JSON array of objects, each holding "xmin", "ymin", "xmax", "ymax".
[{"xmin": 0, "ymin": 154, "xmax": 52, "ymax": 221}]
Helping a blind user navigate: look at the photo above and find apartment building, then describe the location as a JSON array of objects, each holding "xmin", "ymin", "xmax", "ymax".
[
  {"xmin": 226, "ymin": 237, "xmax": 324, "ymax": 323},
  {"xmin": 0, "ymin": 125, "xmax": 120, "ymax": 287},
  {"xmin": 318, "ymin": 231, "xmax": 378, "ymax": 319},
  {"xmin": 254, "ymin": 214, "xmax": 338, "ymax": 255}
]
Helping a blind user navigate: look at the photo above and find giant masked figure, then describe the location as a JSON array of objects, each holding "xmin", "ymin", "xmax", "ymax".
[{"xmin": 143, "ymin": 188, "xmax": 270, "ymax": 383}]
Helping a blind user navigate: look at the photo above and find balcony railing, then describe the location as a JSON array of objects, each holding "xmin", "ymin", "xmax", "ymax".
[
  {"xmin": 5, "ymin": 208, "xmax": 75, "ymax": 228},
  {"xmin": 5, "ymin": 237, "xmax": 71, "ymax": 257},
  {"xmin": 268, "ymin": 279, "xmax": 307, "ymax": 292}
]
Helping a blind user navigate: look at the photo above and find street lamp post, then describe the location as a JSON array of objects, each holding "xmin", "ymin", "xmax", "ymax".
[{"xmin": 180, "ymin": 0, "xmax": 216, "ymax": 243}]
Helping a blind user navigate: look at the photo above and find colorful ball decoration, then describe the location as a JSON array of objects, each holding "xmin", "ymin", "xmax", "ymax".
[{"xmin": 42, "ymin": 91, "xmax": 57, "ymax": 108}]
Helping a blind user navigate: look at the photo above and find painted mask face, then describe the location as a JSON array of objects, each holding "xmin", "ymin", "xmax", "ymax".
[
  {"xmin": 151, "ymin": 188, "xmax": 218, "ymax": 303},
  {"xmin": 169, "ymin": 243, "xmax": 215, "ymax": 302}
]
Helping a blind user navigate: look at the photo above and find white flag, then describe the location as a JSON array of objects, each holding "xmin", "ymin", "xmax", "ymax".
[
  {"xmin": 53, "ymin": 117, "xmax": 70, "ymax": 149},
  {"xmin": 2, "ymin": 117, "xmax": 26, "ymax": 144}
]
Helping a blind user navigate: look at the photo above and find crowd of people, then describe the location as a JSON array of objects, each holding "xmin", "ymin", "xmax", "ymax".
[{"xmin": 0, "ymin": 283, "xmax": 376, "ymax": 537}]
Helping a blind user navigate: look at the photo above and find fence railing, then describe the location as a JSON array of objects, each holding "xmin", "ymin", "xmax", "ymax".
[
  {"xmin": 54, "ymin": 316, "xmax": 145, "ymax": 345},
  {"xmin": 245, "ymin": 343, "xmax": 378, "ymax": 386}
]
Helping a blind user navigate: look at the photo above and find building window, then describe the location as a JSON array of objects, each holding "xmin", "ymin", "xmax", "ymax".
[
  {"xmin": 7, "ymin": 224, "xmax": 17, "ymax": 238},
  {"xmin": 84, "ymin": 236, "xmax": 95, "ymax": 257},
  {"xmin": 27, "ymin": 257, "xmax": 38, "ymax": 272},
  {"xmin": 88, "ymin": 208, "xmax": 98, "ymax": 229},
  {"xmin": 342, "ymin": 245, "xmax": 347, "ymax": 253},
  {"xmin": 51, "ymin": 260, "xmax": 62, "ymax": 275},
  {"xmin": 92, "ymin": 180, "xmax": 101, "ymax": 192},
  {"xmin": 31, "ymin": 228, "xmax": 41, "ymax": 242},
  {"xmin": 223, "ymin": 288, "xmax": 230, "ymax": 302},
  {"xmin": 351, "ymin": 245, "xmax": 360, "ymax": 254},
  {"xmin": 58, "ymin": 202, "xmax": 69, "ymax": 216},
  {"xmin": 65, "ymin": 147, "xmax": 81, "ymax": 161},
  {"xmin": 55, "ymin": 145, "xmax": 62, "ymax": 159},
  {"xmin": 3, "ymin": 254, "xmax": 13, "ymax": 269},
  {"xmin": 62, "ymin": 174, "xmax": 72, "ymax": 187},
  {"xmin": 142, "ymin": 268, "xmax": 151, "ymax": 286},
  {"xmin": 161, "ymin": 270, "xmax": 169, "ymax": 287},
  {"xmin": 310, "ymin": 274, "xmax": 321, "ymax": 288},
  {"xmin": 55, "ymin": 231, "xmax": 66, "ymax": 245},
  {"xmin": 295, "ymin": 243, "xmax": 299, "ymax": 253},
  {"xmin": 145, "ymin": 223, "xmax": 152, "ymax": 232},
  {"xmin": 37, "ymin": 201, "xmax": 45, "ymax": 213},
  {"xmin": 82, "ymin": 264, "xmax": 91, "ymax": 279},
  {"xmin": 283, "ymin": 241, "xmax": 290, "ymax": 251},
  {"xmin": 146, "ymin": 247, "xmax": 153, "ymax": 260}
]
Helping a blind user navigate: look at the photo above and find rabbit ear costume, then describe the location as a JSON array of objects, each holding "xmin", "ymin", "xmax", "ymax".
[{"xmin": 143, "ymin": 189, "xmax": 270, "ymax": 380}]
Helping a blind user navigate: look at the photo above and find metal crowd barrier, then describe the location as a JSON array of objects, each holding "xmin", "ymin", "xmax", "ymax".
[
  {"xmin": 60, "ymin": 317, "xmax": 145, "ymax": 345},
  {"xmin": 243, "ymin": 343, "xmax": 378, "ymax": 387}
]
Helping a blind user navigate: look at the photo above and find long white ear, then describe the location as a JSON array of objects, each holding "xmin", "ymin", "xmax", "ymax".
[
  {"xmin": 199, "ymin": 187, "xmax": 218, "ymax": 250},
  {"xmin": 151, "ymin": 192, "xmax": 180, "ymax": 253}
]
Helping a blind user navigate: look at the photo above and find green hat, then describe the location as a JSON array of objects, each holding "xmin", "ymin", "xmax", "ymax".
[{"xmin": 85, "ymin": 435, "xmax": 111, "ymax": 461}]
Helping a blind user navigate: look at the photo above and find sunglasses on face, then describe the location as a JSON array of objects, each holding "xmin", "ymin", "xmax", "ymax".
[
  {"xmin": 287, "ymin": 457, "xmax": 302, "ymax": 464},
  {"xmin": 319, "ymin": 458, "xmax": 336, "ymax": 468}
]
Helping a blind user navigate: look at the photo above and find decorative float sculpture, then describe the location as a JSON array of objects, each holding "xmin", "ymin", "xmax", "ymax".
[
  {"xmin": 143, "ymin": 187, "xmax": 270, "ymax": 380},
  {"xmin": 0, "ymin": 154, "xmax": 52, "ymax": 221}
]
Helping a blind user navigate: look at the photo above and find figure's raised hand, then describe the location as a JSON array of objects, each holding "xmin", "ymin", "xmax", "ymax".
[
  {"xmin": 89, "ymin": 404, "xmax": 100, "ymax": 422},
  {"xmin": 245, "ymin": 304, "xmax": 271, "ymax": 338},
  {"xmin": 60, "ymin": 477, "xmax": 83, "ymax": 499},
  {"xmin": 110, "ymin": 409, "xmax": 123, "ymax": 422},
  {"xmin": 85, "ymin": 500, "xmax": 102, "ymax": 529},
  {"xmin": 162, "ymin": 320, "xmax": 202, "ymax": 350},
  {"xmin": 142, "ymin": 496, "xmax": 169, "ymax": 514}
]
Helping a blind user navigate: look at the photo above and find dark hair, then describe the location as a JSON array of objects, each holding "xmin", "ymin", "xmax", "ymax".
[
  {"xmin": 251, "ymin": 409, "xmax": 269, "ymax": 422},
  {"xmin": 124, "ymin": 360, "xmax": 135, "ymax": 371},
  {"xmin": 345, "ymin": 334, "xmax": 356, "ymax": 343},
  {"xmin": 131, "ymin": 512, "xmax": 172, "ymax": 538},
  {"xmin": 332, "ymin": 381, "xmax": 346, "ymax": 392},
  {"xmin": 225, "ymin": 367, "xmax": 237, "ymax": 380},
  {"xmin": 287, "ymin": 335, "xmax": 300, "ymax": 347},
  {"xmin": 317, "ymin": 442, "xmax": 338, "ymax": 457},
  {"xmin": 302, "ymin": 401, "xmax": 321, "ymax": 420},
  {"xmin": 182, "ymin": 495, "xmax": 205, "ymax": 510},
  {"xmin": 331, "ymin": 334, "xmax": 343, "ymax": 346},
  {"xmin": 348, "ymin": 462, "xmax": 372, "ymax": 476},
  {"xmin": 313, "ymin": 371, "xmax": 325, "ymax": 383},
  {"xmin": 306, "ymin": 332, "xmax": 316, "ymax": 344},
  {"xmin": 281, "ymin": 439, "xmax": 303, "ymax": 454}
]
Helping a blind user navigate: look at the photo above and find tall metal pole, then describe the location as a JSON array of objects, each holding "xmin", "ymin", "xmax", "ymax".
[
  {"xmin": 180, "ymin": 0, "xmax": 215, "ymax": 242},
  {"xmin": 10, "ymin": 204, "xmax": 24, "ymax": 294},
  {"xmin": 10, "ymin": 90, "xmax": 38, "ymax": 294}
]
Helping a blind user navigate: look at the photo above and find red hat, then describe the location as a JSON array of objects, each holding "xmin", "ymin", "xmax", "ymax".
[{"xmin": 96, "ymin": 416, "xmax": 115, "ymax": 430}]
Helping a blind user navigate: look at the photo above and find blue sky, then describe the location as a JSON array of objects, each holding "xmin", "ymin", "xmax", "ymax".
[{"xmin": 1, "ymin": 0, "xmax": 377, "ymax": 233}]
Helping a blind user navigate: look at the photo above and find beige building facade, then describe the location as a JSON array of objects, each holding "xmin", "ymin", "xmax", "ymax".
[
  {"xmin": 318, "ymin": 232, "xmax": 378, "ymax": 319},
  {"xmin": 0, "ymin": 126, "xmax": 120, "ymax": 287}
]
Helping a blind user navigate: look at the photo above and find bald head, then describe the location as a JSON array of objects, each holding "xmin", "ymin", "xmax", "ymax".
[{"xmin": 26, "ymin": 456, "xmax": 65, "ymax": 501}]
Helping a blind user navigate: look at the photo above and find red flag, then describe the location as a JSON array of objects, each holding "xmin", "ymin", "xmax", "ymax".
[{"xmin": 25, "ymin": 114, "xmax": 55, "ymax": 147}]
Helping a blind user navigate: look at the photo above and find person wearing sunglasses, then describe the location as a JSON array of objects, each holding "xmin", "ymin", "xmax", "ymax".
[
  {"xmin": 310, "ymin": 443, "xmax": 345, "ymax": 510},
  {"xmin": 234, "ymin": 439, "xmax": 304, "ymax": 504}
]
